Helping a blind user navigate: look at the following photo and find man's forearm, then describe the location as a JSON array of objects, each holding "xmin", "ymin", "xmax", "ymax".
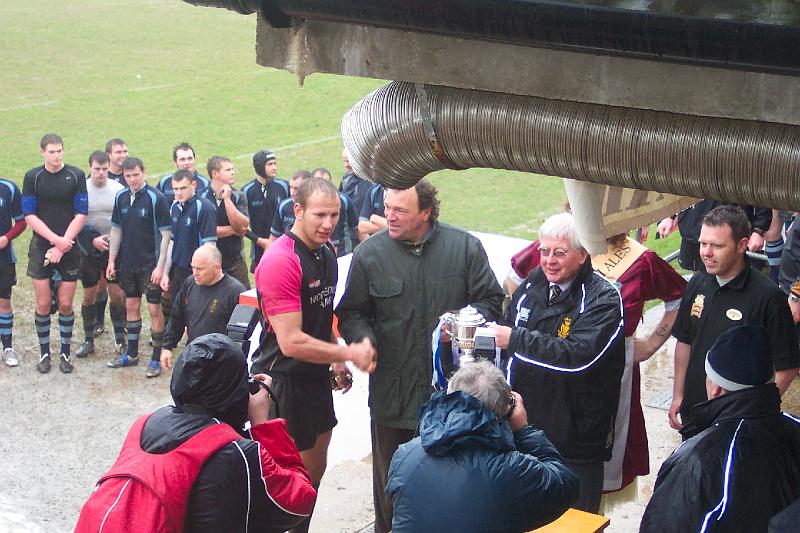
[
  {"xmin": 109, "ymin": 226, "xmax": 122, "ymax": 259},
  {"xmin": 156, "ymin": 229, "xmax": 171, "ymax": 270},
  {"xmin": 776, "ymin": 368, "xmax": 799, "ymax": 395},
  {"xmin": 644, "ymin": 309, "xmax": 678, "ymax": 354},
  {"xmin": 24, "ymin": 215, "xmax": 60, "ymax": 243},
  {"xmin": 223, "ymin": 200, "xmax": 249, "ymax": 234},
  {"xmin": 672, "ymin": 341, "xmax": 690, "ymax": 398},
  {"xmin": 64, "ymin": 214, "xmax": 87, "ymax": 242}
]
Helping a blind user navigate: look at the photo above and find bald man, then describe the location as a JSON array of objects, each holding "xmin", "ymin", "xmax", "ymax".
[{"xmin": 160, "ymin": 245, "xmax": 245, "ymax": 370}]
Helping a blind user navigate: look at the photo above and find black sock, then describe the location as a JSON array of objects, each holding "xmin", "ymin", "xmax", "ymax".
[
  {"xmin": 81, "ymin": 304, "xmax": 96, "ymax": 343},
  {"xmin": 94, "ymin": 290, "xmax": 108, "ymax": 330},
  {"xmin": 151, "ymin": 329, "xmax": 164, "ymax": 362},
  {"xmin": 110, "ymin": 303, "xmax": 126, "ymax": 344}
]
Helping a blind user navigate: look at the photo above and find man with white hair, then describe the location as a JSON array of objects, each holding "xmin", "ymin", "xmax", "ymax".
[
  {"xmin": 387, "ymin": 361, "xmax": 578, "ymax": 533},
  {"xmin": 494, "ymin": 212, "xmax": 625, "ymax": 513},
  {"xmin": 641, "ymin": 325, "xmax": 800, "ymax": 532}
]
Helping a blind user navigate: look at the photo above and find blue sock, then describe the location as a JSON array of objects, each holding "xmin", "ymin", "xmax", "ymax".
[
  {"xmin": 126, "ymin": 319, "xmax": 142, "ymax": 358},
  {"xmin": 35, "ymin": 313, "xmax": 50, "ymax": 356},
  {"xmin": 0, "ymin": 312, "xmax": 13, "ymax": 349},
  {"xmin": 58, "ymin": 312, "xmax": 75, "ymax": 356}
]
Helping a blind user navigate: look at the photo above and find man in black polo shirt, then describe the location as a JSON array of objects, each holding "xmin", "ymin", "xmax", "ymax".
[
  {"xmin": 669, "ymin": 205, "xmax": 800, "ymax": 435},
  {"xmin": 160, "ymin": 246, "xmax": 245, "ymax": 370},
  {"xmin": 107, "ymin": 157, "xmax": 172, "ymax": 377},
  {"xmin": 311, "ymin": 167, "xmax": 360, "ymax": 257},
  {"xmin": 357, "ymin": 182, "xmax": 386, "ymax": 241},
  {"xmin": 241, "ymin": 150, "xmax": 289, "ymax": 272},
  {"xmin": 254, "ymin": 177, "xmax": 376, "ymax": 533},
  {"xmin": 22, "ymin": 133, "xmax": 88, "ymax": 374},
  {"xmin": 156, "ymin": 142, "xmax": 211, "ymax": 204},
  {"xmin": 200, "ymin": 156, "xmax": 250, "ymax": 288},
  {"xmin": 268, "ymin": 170, "xmax": 309, "ymax": 245},
  {"xmin": 105, "ymin": 138, "xmax": 128, "ymax": 185},
  {"xmin": 160, "ymin": 170, "xmax": 217, "ymax": 318},
  {"xmin": 339, "ymin": 148, "xmax": 372, "ymax": 215}
]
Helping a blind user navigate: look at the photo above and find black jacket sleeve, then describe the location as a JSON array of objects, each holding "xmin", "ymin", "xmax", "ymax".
[{"xmin": 163, "ymin": 281, "xmax": 189, "ymax": 350}]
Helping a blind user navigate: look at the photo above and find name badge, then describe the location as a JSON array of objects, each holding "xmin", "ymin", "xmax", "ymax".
[{"xmin": 726, "ymin": 308, "xmax": 743, "ymax": 321}]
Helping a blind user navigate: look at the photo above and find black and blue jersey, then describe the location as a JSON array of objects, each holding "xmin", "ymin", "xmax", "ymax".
[
  {"xmin": 270, "ymin": 198, "xmax": 295, "ymax": 238},
  {"xmin": 198, "ymin": 187, "xmax": 249, "ymax": 269},
  {"xmin": 242, "ymin": 177, "xmax": 289, "ymax": 265},
  {"xmin": 0, "ymin": 178, "xmax": 23, "ymax": 265},
  {"xmin": 359, "ymin": 183, "xmax": 385, "ymax": 221},
  {"xmin": 170, "ymin": 195, "xmax": 217, "ymax": 270},
  {"xmin": 338, "ymin": 172, "xmax": 372, "ymax": 215},
  {"xmin": 156, "ymin": 171, "xmax": 210, "ymax": 205},
  {"xmin": 22, "ymin": 164, "xmax": 88, "ymax": 247},
  {"xmin": 110, "ymin": 184, "xmax": 171, "ymax": 273}
]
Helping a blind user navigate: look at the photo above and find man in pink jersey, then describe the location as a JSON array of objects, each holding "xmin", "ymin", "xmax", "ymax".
[{"xmin": 253, "ymin": 177, "xmax": 376, "ymax": 533}]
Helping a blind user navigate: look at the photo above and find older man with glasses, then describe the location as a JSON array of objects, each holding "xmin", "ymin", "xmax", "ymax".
[{"xmin": 494, "ymin": 212, "xmax": 625, "ymax": 514}]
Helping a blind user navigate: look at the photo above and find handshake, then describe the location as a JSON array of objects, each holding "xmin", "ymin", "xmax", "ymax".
[{"xmin": 347, "ymin": 337, "xmax": 377, "ymax": 373}]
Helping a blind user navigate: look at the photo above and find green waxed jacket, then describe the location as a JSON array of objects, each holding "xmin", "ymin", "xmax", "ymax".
[{"xmin": 336, "ymin": 222, "xmax": 504, "ymax": 429}]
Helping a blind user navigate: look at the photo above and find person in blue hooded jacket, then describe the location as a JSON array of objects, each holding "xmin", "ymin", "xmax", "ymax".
[{"xmin": 386, "ymin": 361, "xmax": 579, "ymax": 533}]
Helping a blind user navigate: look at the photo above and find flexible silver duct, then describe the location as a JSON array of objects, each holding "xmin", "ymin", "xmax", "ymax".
[{"xmin": 342, "ymin": 81, "xmax": 800, "ymax": 211}]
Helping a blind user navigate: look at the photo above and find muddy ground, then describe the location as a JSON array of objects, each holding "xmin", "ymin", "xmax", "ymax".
[{"xmin": 0, "ymin": 306, "xmax": 797, "ymax": 532}]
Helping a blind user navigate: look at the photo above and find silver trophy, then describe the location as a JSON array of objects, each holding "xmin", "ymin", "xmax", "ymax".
[{"xmin": 441, "ymin": 305, "xmax": 486, "ymax": 364}]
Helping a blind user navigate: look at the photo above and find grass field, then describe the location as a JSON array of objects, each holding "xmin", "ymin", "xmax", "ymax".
[
  {"xmin": 0, "ymin": 0, "xmax": 683, "ymax": 331},
  {"xmin": 0, "ymin": 0, "xmax": 572, "ymax": 239}
]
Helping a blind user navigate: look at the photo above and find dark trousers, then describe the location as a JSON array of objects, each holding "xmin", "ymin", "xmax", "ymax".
[
  {"xmin": 371, "ymin": 421, "xmax": 415, "ymax": 533},
  {"xmin": 564, "ymin": 458, "xmax": 604, "ymax": 514}
]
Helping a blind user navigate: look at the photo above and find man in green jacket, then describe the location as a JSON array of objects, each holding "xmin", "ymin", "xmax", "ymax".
[{"xmin": 336, "ymin": 178, "xmax": 504, "ymax": 533}]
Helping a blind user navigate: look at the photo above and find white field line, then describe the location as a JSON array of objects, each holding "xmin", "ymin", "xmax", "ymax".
[
  {"xmin": 0, "ymin": 82, "xmax": 185, "ymax": 112},
  {"xmin": 151, "ymin": 135, "xmax": 344, "ymax": 177},
  {"xmin": 231, "ymin": 135, "xmax": 342, "ymax": 161}
]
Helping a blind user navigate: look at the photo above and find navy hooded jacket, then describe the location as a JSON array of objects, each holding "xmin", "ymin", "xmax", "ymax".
[{"xmin": 387, "ymin": 390, "xmax": 579, "ymax": 533}]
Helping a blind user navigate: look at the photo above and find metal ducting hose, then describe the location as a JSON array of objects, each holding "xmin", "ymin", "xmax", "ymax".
[{"xmin": 341, "ymin": 81, "xmax": 800, "ymax": 212}]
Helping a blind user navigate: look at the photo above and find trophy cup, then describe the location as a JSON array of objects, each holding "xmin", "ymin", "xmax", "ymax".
[{"xmin": 441, "ymin": 305, "xmax": 486, "ymax": 364}]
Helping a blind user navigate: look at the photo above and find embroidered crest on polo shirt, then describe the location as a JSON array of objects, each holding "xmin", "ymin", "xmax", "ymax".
[
  {"xmin": 726, "ymin": 308, "xmax": 743, "ymax": 321},
  {"xmin": 518, "ymin": 308, "xmax": 530, "ymax": 322},
  {"xmin": 691, "ymin": 294, "xmax": 705, "ymax": 318}
]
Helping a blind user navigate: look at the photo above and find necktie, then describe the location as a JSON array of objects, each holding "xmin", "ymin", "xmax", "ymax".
[
  {"xmin": 549, "ymin": 285, "xmax": 562, "ymax": 305},
  {"xmin": 261, "ymin": 185, "xmax": 267, "ymax": 199}
]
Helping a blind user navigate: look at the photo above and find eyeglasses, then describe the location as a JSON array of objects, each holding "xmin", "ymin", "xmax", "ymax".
[{"xmin": 539, "ymin": 247, "xmax": 570, "ymax": 258}]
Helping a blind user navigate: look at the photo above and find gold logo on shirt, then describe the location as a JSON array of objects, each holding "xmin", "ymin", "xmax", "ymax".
[
  {"xmin": 691, "ymin": 295, "xmax": 704, "ymax": 319},
  {"xmin": 558, "ymin": 317, "xmax": 572, "ymax": 338},
  {"xmin": 210, "ymin": 298, "xmax": 219, "ymax": 314}
]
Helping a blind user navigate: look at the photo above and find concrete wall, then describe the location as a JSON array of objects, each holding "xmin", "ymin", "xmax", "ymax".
[{"xmin": 255, "ymin": 17, "xmax": 800, "ymax": 126}]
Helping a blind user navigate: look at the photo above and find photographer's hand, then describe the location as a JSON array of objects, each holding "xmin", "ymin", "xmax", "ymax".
[
  {"xmin": 508, "ymin": 391, "xmax": 529, "ymax": 433},
  {"xmin": 248, "ymin": 373, "xmax": 273, "ymax": 426}
]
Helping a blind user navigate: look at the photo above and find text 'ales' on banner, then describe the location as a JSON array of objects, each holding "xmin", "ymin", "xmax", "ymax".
[{"xmin": 564, "ymin": 179, "xmax": 699, "ymax": 255}]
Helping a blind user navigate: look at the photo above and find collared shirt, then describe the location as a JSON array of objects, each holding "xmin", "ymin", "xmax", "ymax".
[
  {"xmin": 270, "ymin": 197, "xmax": 295, "ymax": 238},
  {"xmin": 0, "ymin": 178, "xmax": 23, "ymax": 265},
  {"xmin": 338, "ymin": 172, "xmax": 372, "ymax": 214},
  {"xmin": 672, "ymin": 263, "xmax": 800, "ymax": 422},
  {"xmin": 359, "ymin": 183, "xmax": 385, "ymax": 221},
  {"xmin": 111, "ymin": 184, "xmax": 171, "ymax": 272},
  {"xmin": 156, "ymin": 171, "xmax": 210, "ymax": 205},
  {"xmin": 199, "ymin": 187, "xmax": 249, "ymax": 269},
  {"xmin": 242, "ymin": 177, "xmax": 289, "ymax": 265},
  {"xmin": 170, "ymin": 194, "xmax": 217, "ymax": 269}
]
